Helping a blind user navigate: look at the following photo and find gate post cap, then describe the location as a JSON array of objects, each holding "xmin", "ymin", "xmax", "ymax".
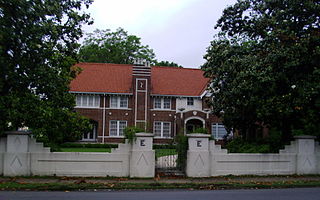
[
  {"xmin": 187, "ymin": 133, "xmax": 210, "ymax": 138},
  {"xmin": 135, "ymin": 133, "xmax": 154, "ymax": 137}
]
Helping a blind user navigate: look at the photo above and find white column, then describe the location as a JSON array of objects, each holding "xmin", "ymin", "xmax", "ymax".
[
  {"xmin": 186, "ymin": 133, "xmax": 210, "ymax": 177},
  {"xmin": 4, "ymin": 131, "xmax": 31, "ymax": 176},
  {"xmin": 129, "ymin": 133, "xmax": 155, "ymax": 177},
  {"xmin": 295, "ymin": 135, "xmax": 317, "ymax": 174}
]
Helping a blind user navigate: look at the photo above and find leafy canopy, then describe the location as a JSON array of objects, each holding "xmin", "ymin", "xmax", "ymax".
[
  {"xmin": 0, "ymin": 0, "xmax": 93, "ymax": 145},
  {"xmin": 202, "ymin": 0, "xmax": 320, "ymax": 141},
  {"xmin": 78, "ymin": 28, "xmax": 156, "ymax": 64}
]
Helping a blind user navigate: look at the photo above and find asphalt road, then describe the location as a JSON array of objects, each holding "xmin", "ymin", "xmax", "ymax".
[{"xmin": 1, "ymin": 188, "xmax": 320, "ymax": 200}]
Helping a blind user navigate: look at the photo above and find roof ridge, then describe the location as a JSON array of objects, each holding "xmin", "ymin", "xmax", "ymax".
[{"xmin": 151, "ymin": 65, "xmax": 202, "ymax": 71}]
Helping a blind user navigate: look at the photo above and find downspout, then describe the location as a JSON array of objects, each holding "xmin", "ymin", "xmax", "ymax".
[{"xmin": 102, "ymin": 94, "xmax": 106, "ymax": 144}]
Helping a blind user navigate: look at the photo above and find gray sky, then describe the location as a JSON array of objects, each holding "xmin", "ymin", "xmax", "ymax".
[{"xmin": 82, "ymin": 0, "xmax": 237, "ymax": 68}]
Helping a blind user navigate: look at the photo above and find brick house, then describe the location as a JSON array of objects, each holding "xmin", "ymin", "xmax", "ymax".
[{"xmin": 70, "ymin": 60, "xmax": 227, "ymax": 143}]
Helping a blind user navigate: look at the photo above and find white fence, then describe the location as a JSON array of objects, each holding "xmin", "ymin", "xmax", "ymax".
[
  {"xmin": 0, "ymin": 132, "xmax": 154, "ymax": 177},
  {"xmin": 186, "ymin": 134, "xmax": 320, "ymax": 177},
  {"xmin": 1, "ymin": 132, "xmax": 319, "ymax": 178}
]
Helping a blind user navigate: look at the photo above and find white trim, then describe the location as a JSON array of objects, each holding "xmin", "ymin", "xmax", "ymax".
[
  {"xmin": 132, "ymin": 74, "xmax": 151, "ymax": 76},
  {"xmin": 102, "ymin": 95, "xmax": 106, "ymax": 144},
  {"xmin": 150, "ymin": 109, "xmax": 175, "ymax": 112},
  {"xmin": 200, "ymin": 90, "xmax": 208, "ymax": 99},
  {"xmin": 151, "ymin": 94, "xmax": 201, "ymax": 98},
  {"xmin": 70, "ymin": 91, "xmax": 133, "ymax": 95},
  {"xmin": 135, "ymin": 78, "xmax": 148, "ymax": 126}
]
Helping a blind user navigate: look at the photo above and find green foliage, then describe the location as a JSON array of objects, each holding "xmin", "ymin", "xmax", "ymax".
[
  {"xmin": 202, "ymin": 0, "xmax": 320, "ymax": 142},
  {"xmin": 153, "ymin": 144, "xmax": 176, "ymax": 149},
  {"xmin": 155, "ymin": 61, "xmax": 182, "ymax": 67},
  {"xmin": 78, "ymin": 28, "xmax": 156, "ymax": 64},
  {"xmin": 123, "ymin": 126, "xmax": 145, "ymax": 144},
  {"xmin": 175, "ymin": 134, "xmax": 188, "ymax": 171},
  {"xmin": 190, "ymin": 127, "xmax": 208, "ymax": 134},
  {"xmin": 226, "ymin": 129, "xmax": 285, "ymax": 153},
  {"xmin": 0, "ymin": 0, "xmax": 93, "ymax": 144}
]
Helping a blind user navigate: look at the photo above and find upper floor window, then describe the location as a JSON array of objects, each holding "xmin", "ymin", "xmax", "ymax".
[
  {"xmin": 212, "ymin": 123, "xmax": 228, "ymax": 140},
  {"xmin": 154, "ymin": 121, "xmax": 171, "ymax": 138},
  {"xmin": 110, "ymin": 96, "xmax": 128, "ymax": 108},
  {"xmin": 187, "ymin": 97, "xmax": 194, "ymax": 106},
  {"xmin": 109, "ymin": 120, "xmax": 127, "ymax": 137},
  {"xmin": 76, "ymin": 95, "xmax": 100, "ymax": 108},
  {"xmin": 154, "ymin": 98, "xmax": 171, "ymax": 110}
]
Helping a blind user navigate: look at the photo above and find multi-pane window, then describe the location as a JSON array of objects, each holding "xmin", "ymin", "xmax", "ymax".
[
  {"xmin": 82, "ymin": 122, "xmax": 97, "ymax": 141},
  {"xmin": 153, "ymin": 98, "xmax": 171, "ymax": 110},
  {"xmin": 187, "ymin": 97, "xmax": 194, "ymax": 106},
  {"xmin": 154, "ymin": 98, "xmax": 162, "ymax": 109},
  {"xmin": 76, "ymin": 95, "xmax": 100, "ymax": 108},
  {"xmin": 154, "ymin": 121, "xmax": 171, "ymax": 138},
  {"xmin": 109, "ymin": 120, "xmax": 127, "ymax": 137},
  {"xmin": 110, "ymin": 96, "xmax": 128, "ymax": 108},
  {"xmin": 212, "ymin": 123, "xmax": 228, "ymax": 139}
]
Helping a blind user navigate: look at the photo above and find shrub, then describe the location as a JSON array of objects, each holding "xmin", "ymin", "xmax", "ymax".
[
  {"xmin": 123, "ymin": 126, "xmax": 144, "ymax": 144},
  {"xmin": 190, "ymin": 127, "xmax": 208, "ymax": 134}
]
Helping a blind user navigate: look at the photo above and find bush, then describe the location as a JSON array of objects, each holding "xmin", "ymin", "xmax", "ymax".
[
  {"xmin": 123, "ymin": 126, "xmax": 145, "ymax": 144},
  {"xmin": 153, "ymin": 144, "xmax": 176, "ymax": 149},
  {"xmin": 190, "ymin": 127, "xmax": 208, "ymax": 134},
  {"xmin": 175, "ymin": 134, "xmax": 188, "ymax": 171}
]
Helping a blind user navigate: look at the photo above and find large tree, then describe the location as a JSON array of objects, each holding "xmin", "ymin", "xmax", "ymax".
[
  {"xmin": 202, "ymin": 0, "xmax": 320, "ymax": 142},
  {"xmin": 0, "ymin": 0, "xmax": 93, "ymax": 145},
  {"xmin": 155, "ymin": 60, "xmax": 182, "ymax": 68},
  {"xmin": 78, "ymin": 28, "xmax": 156, "ymax": 64}
]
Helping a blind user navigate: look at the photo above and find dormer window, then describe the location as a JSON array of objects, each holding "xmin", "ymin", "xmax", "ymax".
[
  {"xmin": 187, "ymin": 97, "xmax": 194, "ymax": 106},
  {"xmin": 154, "ymin": 97, "xmax": 171, "ymax": 110},
  {"xmin": 110, "ymin": 96, "xmax": 128, "ymax": 108}
]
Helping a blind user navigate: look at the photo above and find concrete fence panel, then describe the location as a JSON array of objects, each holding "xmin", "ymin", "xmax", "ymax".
[
  {"xmin": 1, "ymin": 131, "xmax": 155, "ymax": 177},
  {"xmin": 187, "ymin": 134, "xmax": 320, "ymax": 177}
]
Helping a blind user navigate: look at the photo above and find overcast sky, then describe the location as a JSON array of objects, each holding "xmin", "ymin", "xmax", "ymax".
[{"xmin": 82, "ymin": 0, "xmax": 237, "ymax": 68}]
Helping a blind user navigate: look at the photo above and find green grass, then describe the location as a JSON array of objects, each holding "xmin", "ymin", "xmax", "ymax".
[
  {"xmin": 1, "ymin": 180, "xmax": 320, "ymax": 191},
  {"xmin": 60, "ymin": 148, "xmax": 112, "ymax": 152},
  {"xmin": 155, "ymin": 149, "xmax": 177, "ymax": 158}
]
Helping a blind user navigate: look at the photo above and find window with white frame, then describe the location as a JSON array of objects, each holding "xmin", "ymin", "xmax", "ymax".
[
  {"xmin": 212, "ymin": 123, "xmax": 228, "ymax": 139},
  {"xmin": 153, "ymin": 98, "xmax": 171, "ymax": 110},
  {"xmin": 110, "ymin": 96, "xmax": 128, "ymax": 108},
  {"xmin": 76, "ymin": 95, "xmax": 100, "ymax": 108},
  {"xmin": 109, "ymin": 120, "xmax": 127, "ymax": 137},
  {"xmin": 154, "ymin": 121, "xmax": 171, "ymax": 138},
  {"xmin": 187, "ymin": 97, "xmax": 194, "ymax": 106},
  {"xmin": 81, "ymin": 121, "xmax": 97, "ymax": 141}
]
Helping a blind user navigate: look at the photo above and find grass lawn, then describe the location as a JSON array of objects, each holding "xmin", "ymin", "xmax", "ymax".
[
  {"xmin": 155, "ymin": 149, "xmax": 177, "ymax": 158},
  {"xmin": 60, "ymin": 148, "xmax": 112, "ymax": 152}
]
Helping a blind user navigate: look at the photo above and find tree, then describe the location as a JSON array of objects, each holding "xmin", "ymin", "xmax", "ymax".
[
  {"xmin": 202, "ymin": 0, "xmax": 320, "ymax": 142},
  {"xmin": 0, "ymin": 0, "xmax": 93, "ymax": 146},
  {"xmin": 155, "ymin": 60, "xmax": 182, "ymax": 67},
  {"xmin": 78, "ymin": 28, "xmax": 156, "ymax": 64}
]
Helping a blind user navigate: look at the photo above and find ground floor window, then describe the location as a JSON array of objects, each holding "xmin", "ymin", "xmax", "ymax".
[
  {"xmin": 82, "ymin": 121, "xmax": 97, "ymax": 141},
  {"xmin": 212, "ymin": 123, "xmax": 228, "ymax": 140},
  {"xmin": 154, "ymin": 121, "xmax": 171, "ymax": 138},
  {"xmin": 109, "ymin": 120, "xmax": 127, "ymax": 137}
]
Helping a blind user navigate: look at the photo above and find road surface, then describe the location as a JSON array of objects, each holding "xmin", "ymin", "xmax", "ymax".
[{"xmin": 1, "ymin": 188, "xmax": 319, "ymax": 200}]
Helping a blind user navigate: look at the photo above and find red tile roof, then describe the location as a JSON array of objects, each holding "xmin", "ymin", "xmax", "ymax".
[{"xmin": 70, "ymin": 63, "xmax": 209, "ymax": 96}]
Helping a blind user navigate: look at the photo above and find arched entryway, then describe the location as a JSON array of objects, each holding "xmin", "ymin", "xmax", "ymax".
[{"xmin": 185, "ymin": 117, "xmax": 205, "ymax": 134}]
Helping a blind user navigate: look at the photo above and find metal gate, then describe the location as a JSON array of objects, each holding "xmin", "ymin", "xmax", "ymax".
[{"xmin": 155, "ymin": 149, "xmax": 178, "ymax": 171}]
